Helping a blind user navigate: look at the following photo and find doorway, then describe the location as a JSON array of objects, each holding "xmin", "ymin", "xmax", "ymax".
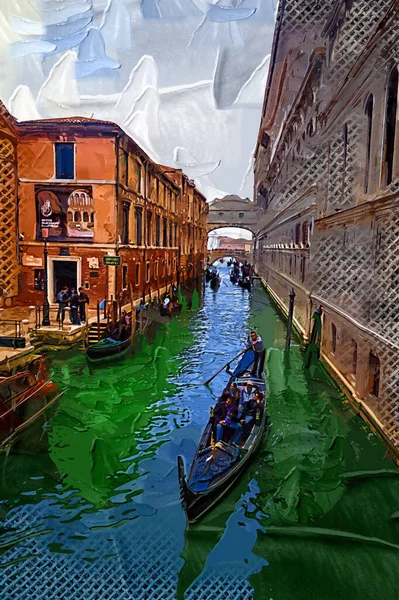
[{"xmin": 53, "ymin": 260, "xmax": 77, "ymax": 300}]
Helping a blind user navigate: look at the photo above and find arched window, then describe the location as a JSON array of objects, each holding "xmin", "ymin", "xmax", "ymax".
[
  {"xmin": 382, "ymin": 66, "xmax": 398, "ymax": 186},
  {"xmin": 90, "ymin": 212, "xmax": 94, "ymax": 223},
  {"xmin": 83, "ymin": 212, "xmax": 89, "ymax": 223},
  {"xmin": 352, "ymin": 340, "xmax": 357, "ymax": 375},
  {"xmin": 368, "ymin": 352, "xmax": 380, "ymax": 397},
  {"xmin": 331, "ymin": 323, "xmax": 337, "ymax": 353},
  {"xmin": 364, "ymin": 94, "xmax": 374, "ymax": 193},
  {"xmin": 302, "ymin": 221, "xmax": 309, "ymax": 245},
  {"xmin": 74, "ymin": 211, "xmax": 80, "ymax": 222}
]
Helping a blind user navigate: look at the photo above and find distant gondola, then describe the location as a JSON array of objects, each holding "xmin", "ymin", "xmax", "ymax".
[
  {"xmin": 238, "ymin": 276, "xmax": 252, "ymax": 291},
  {"xmin": 86, "ymin": 337, "xmax": 131, "ymax": 363},
  {"xmin": 210, "ymin": 273, "xmax": 221, "ymax": 290},
  {"xmin": 178, "ymin": 350, "xmax": 267, "ymax": 522},
  {"xmin": 230, "ymin": 270, "xmax": 239, "ymax": 284},
  {"xmin": 205, "ymin": 267, "xmax": 213, "ymax": 283}
]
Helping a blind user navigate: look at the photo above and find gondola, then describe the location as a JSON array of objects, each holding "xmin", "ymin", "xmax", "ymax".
[
  {"xmin": 238, "ymin": 276, "xmax": 252, "ymax": 291},
  {"xmin": 177, "ymin": 349, "xmax": 267, "ymax": 523},
  {"xmin": 205, "ymin": 267, "xmax": 213, "ymax": 283},
  {"xmin": 86, "ymin": 337, "xmax": 131, "ymax": 363},
  {"xmin": 209, "ymin": 274, "xmax": 220, "ymax": 290},
  {"xmin": 230, "ymin": 270, "xmax": 239, "ymax": 284}
]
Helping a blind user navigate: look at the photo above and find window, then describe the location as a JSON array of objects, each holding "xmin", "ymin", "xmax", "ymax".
[
  {"xmin": 331, "ymin": 323, "xmax": 337, "ymax": 353},
  {"xmin": 162, "ymin": 260, "xmax": 166, "ymax": 277},
  {"xmin": 382, "ymin": 66, "xmax": 398, "ymax": 186},
  {"xmin": 364, "ymin": 94, "xmax": 374, "ymax": 193},
  {"xmin": 147, "ymin": 211, "xmax": 152, "ymax": 246},
  {"xmin": 74, "ymin": 212, "xmax": 81, "ymax": 222},
  {"xmin": 122, "ymin": 265, "xmax": 128, "ymax": 289},
  {"xmin": 174, "ymin": 222, "xmax": 178, "ymax": 247},
  {"xmin": 163, "ymin": 218, "xmax": 167, "ymax": 247},
  {"xmin": 155, "ymin": 215, "xmax": 161, "ymax": 246},
  {"xmin": 368, "ymin": 352, "xmax": 380, "ymax": 397},
  {"xmin": 135, "ymin": 208, "xmax": 142, "ymax": 246},
  {"xmin": 155, "ymin": 261, "xmax": 159, "ymax": 279},
  {"xmin": 301, "ymin": 256, "xmax": 306, "ymax": 283},
  {"xmin": 156, "ymin": 178, "xmax": 160, "ymax": 203},
  {"xmin": 295, "ymin": 223, "xmax": 301, "ymax": 245},
  {"xmin": 55, "ymin": 143, "xmax": 74, "ymax": 179},
  {"xmin": 135, "ymin": 263, "xmax": 140, "ymax": 286},
  {"xmin": 124, "ymin": 151, "xmax": 129, "ymax": 186},
  {"xmin": 164, "ymin": 186, "xmax": 167, "ymax": 207},
  {"xmin": 122, "ymin": 202, "xmax": 130, "ymax": 244},
  {"xmin": 169, "ymin": 221, "xmax": 173, "ymax": 247},
  {"xmin": 137, "ymin": 162, "xmax": 142, "ymax": 193},
  {"xmin": 173, "ymin": 258, "xmax": 176, "ymax": 273},
  {"xmin": 146, "ymin": 262, "xmax": 151, "ymax": 282},
  {"xmin": 352, "ymin": 340, "xmax": 357, "ymax": 375},
  {"xmin": 302, "ymin": 221, "xmax": 309, "ymax": 245}
]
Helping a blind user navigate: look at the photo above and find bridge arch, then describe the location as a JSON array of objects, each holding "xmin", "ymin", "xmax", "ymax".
[
  {"xmin": 207, "ymin": 196, "xmax": 260, "ymax": 234},
  {"xmin": 207, "ymin": 249, "xmax": 251, "ymax": 265}
]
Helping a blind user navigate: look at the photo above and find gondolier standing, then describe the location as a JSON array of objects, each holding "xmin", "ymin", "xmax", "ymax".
[{"xmin": 246, "ymin": 330, "xmax": 266, "ymax": 377}]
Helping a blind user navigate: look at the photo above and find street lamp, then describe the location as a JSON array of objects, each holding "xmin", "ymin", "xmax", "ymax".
[{"xmin": 42, "ymin": 228, "xmax": 50, "ymax": 326}]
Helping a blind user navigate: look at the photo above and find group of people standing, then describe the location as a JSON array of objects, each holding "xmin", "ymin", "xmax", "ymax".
[{"xmin": 56, "ymin": 287, "xmax": 89, "ymax": 325}]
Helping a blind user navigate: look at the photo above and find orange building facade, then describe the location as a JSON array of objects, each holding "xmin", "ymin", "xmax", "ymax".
[{"xmin": 0, "ymin": 103, "xmax": 208, "ymax": 309}]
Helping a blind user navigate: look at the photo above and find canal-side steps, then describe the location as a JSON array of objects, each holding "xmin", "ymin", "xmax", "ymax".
[{"xmin": 87, "ymin": 322, "xmax": 108, "ymax": 346}]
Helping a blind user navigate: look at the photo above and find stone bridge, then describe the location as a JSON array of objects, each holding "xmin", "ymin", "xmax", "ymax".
[
  {"xmin": 207, "ymin": 249, "xmax": 251, "ymax": 265},
  {"xmin": 207, "ymin": 195, "xmax": 260, "ymax": 234}
]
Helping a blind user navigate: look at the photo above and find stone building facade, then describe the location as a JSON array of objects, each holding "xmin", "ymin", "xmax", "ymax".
[
  {"xmin": 254, "ymin": 0, "xmax": 399, "ymax": 451},
  {"xmin": 0, "ymin": 104, "xmax": 208, "ymax": 310}
]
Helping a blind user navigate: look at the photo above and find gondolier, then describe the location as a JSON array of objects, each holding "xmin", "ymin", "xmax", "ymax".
[{"xmin": 246, "ymin": 331, "xmax": 265, "ymax": 377}]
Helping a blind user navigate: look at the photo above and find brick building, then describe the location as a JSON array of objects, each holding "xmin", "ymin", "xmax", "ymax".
[
  {"xmin": 0, "ymin": 104, "xmax": 207, "ymax": 310},
  {"xmin": 254, "ymin": 1, "xmax": 399, "ymax": 450}
]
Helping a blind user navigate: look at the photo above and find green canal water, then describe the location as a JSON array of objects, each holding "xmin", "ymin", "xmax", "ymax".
[{"xmin": 0, "ymin": 262, "xmax": 398, "ymax": 599}]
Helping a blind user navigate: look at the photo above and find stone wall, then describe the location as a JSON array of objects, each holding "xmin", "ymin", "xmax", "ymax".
[{"xmin": 254, "ymin": 1, "xmax": 399, "ymax": 452}]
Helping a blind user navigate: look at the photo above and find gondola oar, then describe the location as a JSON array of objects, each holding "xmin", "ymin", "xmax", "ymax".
[{"xmin": 203, "ymin": 349, "xmax": 245, "ymax": 386}]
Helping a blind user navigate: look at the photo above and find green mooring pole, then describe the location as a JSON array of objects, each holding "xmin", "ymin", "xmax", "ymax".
[{"xmin": 285, "ymin": 288, "xmax": 296, "ymax": 353}]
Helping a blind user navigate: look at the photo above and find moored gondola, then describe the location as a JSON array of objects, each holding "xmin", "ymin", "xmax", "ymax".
[
  {"xmin": 86, "ymin": 337, "xmax": 131, "ymax": 363},
  {"xmin": 177, "ymin": 350, "xmax": 267, "ymax": 523}
]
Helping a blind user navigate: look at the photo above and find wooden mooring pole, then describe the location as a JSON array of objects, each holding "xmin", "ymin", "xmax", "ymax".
[{"xmin": 285, "ymin": 288, "xmax": 296, "ymax": 353}]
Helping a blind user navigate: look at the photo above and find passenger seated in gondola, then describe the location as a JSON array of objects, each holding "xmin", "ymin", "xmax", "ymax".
[
  {"xmin": 238, "ymin": 382, "xmax": 255, "ymax": 417},
  {"xmin": 213, "ymin": 397, "xmax": 243, "ymax": 445},
  {"xmin": 242, "ymin": 392, "xmax": 264, "ymax": 428},
  {"xmin": 228, "ymin": 382, "xmax": 240, "ymax": 405},
  {"xmin": 160, "ymin": 295, "xmax": 172, "ymax": 317}
]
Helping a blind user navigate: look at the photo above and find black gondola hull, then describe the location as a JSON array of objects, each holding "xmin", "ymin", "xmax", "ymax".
[
  {"xmin": 86, "ymin": 338, "xmax": 131, "ymax": 362},
  {"xmin": 178, "ymin": 350, "xmax": 267, "ymax": 522}
]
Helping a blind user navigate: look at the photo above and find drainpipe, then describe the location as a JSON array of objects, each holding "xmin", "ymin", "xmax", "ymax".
[{"xmin": 115, "ymin": 133, "xmax": 122, "ymax": 305}]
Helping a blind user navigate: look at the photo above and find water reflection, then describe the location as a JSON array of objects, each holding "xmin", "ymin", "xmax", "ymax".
[{"xmin": 0, "ymin": 264, "xmax": 398, "ymax": 600}]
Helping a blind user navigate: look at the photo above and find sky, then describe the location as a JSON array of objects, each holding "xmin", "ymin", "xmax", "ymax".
[{"xmin": 0, "ymin": 0, "xmax": 276, "ymax": 236}]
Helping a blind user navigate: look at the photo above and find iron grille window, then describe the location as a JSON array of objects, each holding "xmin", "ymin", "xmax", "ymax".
[{"xmin": 382, "ymin": 66, "xmax": 398, "ymax": 186}]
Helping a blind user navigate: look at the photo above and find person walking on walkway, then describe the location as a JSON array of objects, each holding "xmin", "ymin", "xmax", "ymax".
[
  {"xmin": 246, "ymin": 330, "xmax": 266, "ymax": 378},
  {"xmin": 78, "ymin": 287, "xmax": 89, "ymax": 323}
]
